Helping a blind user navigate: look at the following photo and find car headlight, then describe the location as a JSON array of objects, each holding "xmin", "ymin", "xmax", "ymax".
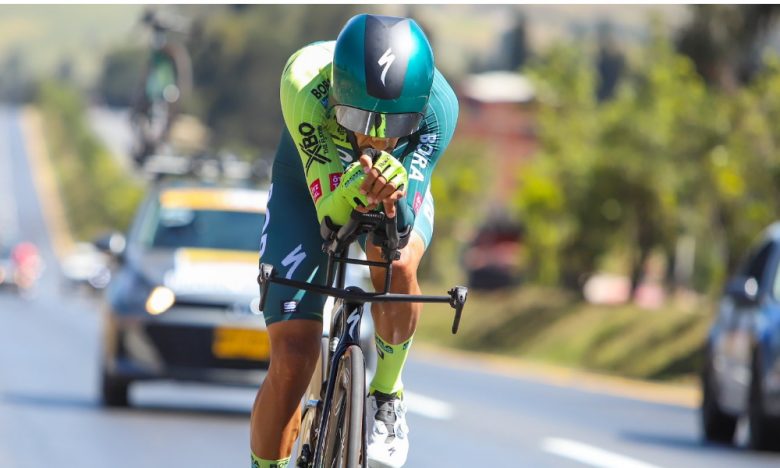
[{"xmin": 145, "ymin": 286, "xmax": 175, "ymax": 315}]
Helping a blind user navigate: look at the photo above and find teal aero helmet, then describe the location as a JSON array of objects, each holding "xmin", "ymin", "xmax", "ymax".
[{"xmin": 332, "ymin": 14, "xmax": 434, "ymax": 138}]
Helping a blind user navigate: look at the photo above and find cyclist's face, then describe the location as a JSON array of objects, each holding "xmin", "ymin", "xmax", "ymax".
[{"xmin": 354, "ymin": 133, "xmax": 399, "ymax": 153}]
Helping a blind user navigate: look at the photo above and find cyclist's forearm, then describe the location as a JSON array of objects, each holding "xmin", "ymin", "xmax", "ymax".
[{"xmin": 313, "ymin": 191, "xmax": 353, "ymax": 226}]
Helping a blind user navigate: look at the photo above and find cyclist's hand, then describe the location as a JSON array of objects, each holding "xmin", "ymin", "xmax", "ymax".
[
  {"xmin": 358, "ymin": 151, "xmax": 407, "ymax": 218},
  {"xmin": 335, "ymin": 161, "xmax": 372, "ymax": 210}
]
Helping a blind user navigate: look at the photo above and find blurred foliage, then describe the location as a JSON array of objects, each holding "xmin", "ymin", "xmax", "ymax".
[
  {"xmin": 0, "ymin": 5, "xmax": 143, "ymax": 87},
  {"xmin": 515, "ymin": 25, "xmax": 780, "ymax": 296},
  {"xmin": 36, "ymin": 81, "xmax": 144, "ymax": 240},
  {"xmin": 676, "ymin": 5, "xmax": 780, "ymax": 89},
  {"xmin": 424, "ymin": 138, "xmax": 493, "ymax": 282},
  {"xmin": 0, "ymin": 48, "xmax": 38, "ymax": 103},
  {"xmin": 96, "ymin": 46, "xmax": 146, "ymax": 107},
  {"xmin": 182, "ymin": 4, "xmax": 378, "ymax": 156}
]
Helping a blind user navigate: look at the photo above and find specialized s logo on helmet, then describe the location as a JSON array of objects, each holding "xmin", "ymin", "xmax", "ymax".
[{"xmin": 378, "ymin": 48, "xmax": 396, "ymax": 87}]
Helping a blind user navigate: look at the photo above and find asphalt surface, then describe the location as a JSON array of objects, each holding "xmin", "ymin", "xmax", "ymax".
[{"xmin": 1, "ymin": 105, "xmax": 779, "ymax": 467}]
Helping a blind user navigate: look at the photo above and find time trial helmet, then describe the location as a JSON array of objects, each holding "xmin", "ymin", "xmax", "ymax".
[{"xmin": 332, "ymin": 14, "xmax": 434, "ymax": 138}]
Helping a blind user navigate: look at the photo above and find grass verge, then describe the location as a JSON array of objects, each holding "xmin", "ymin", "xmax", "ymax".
[
  {"xmin": 415, "ymin": 283, "xmax": 711, "ymax": 382},
  {"xmin": 35, "ymin": 82, "xmax": 144, "ymax": 241}
]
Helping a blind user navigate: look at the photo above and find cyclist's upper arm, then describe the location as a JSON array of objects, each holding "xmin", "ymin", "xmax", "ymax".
[
  {"xmin": 402, "ymin": 69, "xmax": 460, "ymax": 217},
  {"xmin": 280, "ymin": 42, "xmax": 352, "ymax": 225}
]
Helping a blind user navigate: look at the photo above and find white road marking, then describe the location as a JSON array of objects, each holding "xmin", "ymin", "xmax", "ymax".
[
  {"xmin": 403, "ymin": 390, "xmax": 454, "ymax": 420},
  {"xmin": 542, "ymin": 438, "xmax": 663, "ymax": 468}
]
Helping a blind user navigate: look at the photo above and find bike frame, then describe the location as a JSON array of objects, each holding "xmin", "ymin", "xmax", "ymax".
[{"xmin": 258, "ymin": 210, "xmax": 467, "ymax": 467}]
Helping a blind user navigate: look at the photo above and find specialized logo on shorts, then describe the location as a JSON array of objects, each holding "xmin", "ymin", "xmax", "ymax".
[
  {"xmin": 298, "ymin": 122, "xmax": 331, "ymax": 175},
  {"xmin": 413, "ymin": 191, "xmax": 424, "ymax": 214},
  {"xmin": 281, "ymin": 244, "xmax": 306, "ymax": 280},
  {"xmin": 310, "ymin": 179, "xmax": 323, "ymax": 203},
  {"xmin": 329, "ymin": 172, "xmax": 342, "ymax": 191},
  {"xmin": 282, "ymin": 300, "xmax": 298, "ymax": 314}
]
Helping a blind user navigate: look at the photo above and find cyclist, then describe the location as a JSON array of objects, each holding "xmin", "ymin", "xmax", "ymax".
[{"xmin": 251, "ymin": 14, "xmax": 458, "ymax": 468}]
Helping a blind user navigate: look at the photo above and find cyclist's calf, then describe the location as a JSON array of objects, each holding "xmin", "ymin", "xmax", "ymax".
[
  {"xmin": 366, "ymin": 233, "xmax": 426, "ymax": 344},
  {"xmin": 252, "ymin": 320, "xmax": 322, "ymax": 458}
]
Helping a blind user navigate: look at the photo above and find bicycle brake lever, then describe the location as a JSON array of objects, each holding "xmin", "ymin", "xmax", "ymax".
[
  {"xmin": 257, "ymin": 263, "xmax": 275, "ymax": 312},
  {"xmin": 448, "ymin": 286, "xmax": 468, "ymax": 334}
]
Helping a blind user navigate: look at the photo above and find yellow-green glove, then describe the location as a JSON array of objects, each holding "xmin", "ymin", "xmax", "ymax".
[
  {"xmin": 370, "ymin": 150, "xmax": 408, "ymax": 194},
  {"xmin": 336, "ymin": 161, "xmax": 371, "ymax": 209},
  {"xmin": 336, "ymin": 151, "xmax": 408, "ymax": 211}
]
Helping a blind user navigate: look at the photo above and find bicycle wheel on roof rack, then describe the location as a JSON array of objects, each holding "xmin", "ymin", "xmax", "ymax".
[{"xmin": 321, "ymin": 345, "xmax": 366, "ymax": 468}]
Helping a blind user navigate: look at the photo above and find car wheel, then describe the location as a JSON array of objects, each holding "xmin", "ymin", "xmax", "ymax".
[
  {"xmin": 700, "ymin": 357, "xmax": 737, "ymax": 444},
  {"xmin": 748, "ymin": 355, "xmax": 780, "ymax": 451},
  {"xmin": 101, "ymin": 369, "xmax": 130, "ymax": 407}
]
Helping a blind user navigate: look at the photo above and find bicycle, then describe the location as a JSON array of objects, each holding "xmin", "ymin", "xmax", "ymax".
[
  {"xmin": 130, "ymin": 9, "xmax": 192, "ymax": 167},
  {"xmin": 258, "ymin": 210, "xmax": 468, "ymax": 468}
]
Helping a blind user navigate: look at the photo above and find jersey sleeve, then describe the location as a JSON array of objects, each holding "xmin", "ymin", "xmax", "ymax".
[
  {"xmin": 279, "ymin": 42, "xmax": 353, "ymax": 225},
  {"xmin": 400, "ymin": 69, "xmax": 460, "ymax": 225}
]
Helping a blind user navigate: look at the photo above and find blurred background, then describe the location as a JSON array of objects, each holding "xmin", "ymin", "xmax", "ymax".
[{"xmin": 2, "ymin": 4, "xmax": 780, "ymax": 467}]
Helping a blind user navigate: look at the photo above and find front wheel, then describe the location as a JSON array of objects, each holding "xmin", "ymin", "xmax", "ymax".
[{"xmin": 321, "ymin": 345, "xmax": 366, "ymax": 468}]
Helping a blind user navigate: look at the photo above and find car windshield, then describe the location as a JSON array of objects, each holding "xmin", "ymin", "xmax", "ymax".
[{"xmin": 143, "ymin": 207, "xmax": 264, "ymax": 251}]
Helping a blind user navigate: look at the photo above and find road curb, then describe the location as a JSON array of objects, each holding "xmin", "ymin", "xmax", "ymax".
[
  {"xmin": 413, "ymin": 342, "xmax": 699, "ymax": 408},
  {"xmin": 19, "ymin": 106, "xmax": 74, "ymax": 260}
]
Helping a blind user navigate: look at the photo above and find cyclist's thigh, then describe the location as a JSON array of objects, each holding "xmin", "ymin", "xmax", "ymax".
[{"xmin": 260, "ymin": 132, "xmax": 329, "ymax": 326}]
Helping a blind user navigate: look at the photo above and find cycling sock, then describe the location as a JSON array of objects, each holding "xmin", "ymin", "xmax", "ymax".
[
  {"xmin": 370, "ymin": 333, "xmax": 413, "ymax": 396},
  {"xmin": 250, "ymin": 452, "xmax": 289, "ymax": 468}
]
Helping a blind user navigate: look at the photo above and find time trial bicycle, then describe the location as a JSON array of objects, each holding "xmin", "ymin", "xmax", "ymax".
[{"xmin": 258, "ymin": 209, "xmax": 468, "ymax": 467}]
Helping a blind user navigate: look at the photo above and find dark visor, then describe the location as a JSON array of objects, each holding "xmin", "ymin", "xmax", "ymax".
[{"xmin": 335, "ymin": 106, "xmax": 423, "ymax": 138}]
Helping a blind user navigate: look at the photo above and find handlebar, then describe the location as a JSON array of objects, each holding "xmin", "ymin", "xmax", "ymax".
[
  {"xmin": 258, "ymin": 263, "xmax": 467, "ymax": 334},
  {"xmin": 320, "ymin": 210, "xmax": 400, "ymax": 261},
  {"xmin": 259, "ymin": 209, "xmax": 468, "ymax": 334}
]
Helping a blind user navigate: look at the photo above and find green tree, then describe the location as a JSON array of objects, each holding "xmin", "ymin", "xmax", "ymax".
[
  {"xmin": 184, "ymin": 5, "xmax": 376, "ymax": 156},
  {"xmin": 96, "ymin": 46, "xmax": 146, "ymax": 107},
  {"xmin": 677, "ymin": 5, "xmax": 780, "ymax": 89}
]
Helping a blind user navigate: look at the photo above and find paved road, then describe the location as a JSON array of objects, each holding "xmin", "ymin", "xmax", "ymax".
[{"xmin": 1, "ymin": 105, "xmax": 779, "ymax": 467}]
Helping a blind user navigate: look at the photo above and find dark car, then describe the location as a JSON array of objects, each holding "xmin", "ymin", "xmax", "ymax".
[
  {"xmin": 701, "ymin": 222, "xmax": 780, "ymax": 451},
  {"xmin": 463, "ymin": 216, "xmax": 524, "ymax": 291}
]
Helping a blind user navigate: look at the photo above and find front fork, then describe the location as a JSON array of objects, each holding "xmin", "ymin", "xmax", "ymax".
[{"xmin": 309, "ymin": 299, "xmax": 366, "ymax": 468}]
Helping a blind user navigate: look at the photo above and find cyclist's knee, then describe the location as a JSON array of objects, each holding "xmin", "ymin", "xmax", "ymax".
[
  {"xmin": 368, "ymin": 233, "xmax": 424, "ymax": 291},
  {"xmin": 267, "ymin": 320, "xmax": 321, "ymax": 385}
]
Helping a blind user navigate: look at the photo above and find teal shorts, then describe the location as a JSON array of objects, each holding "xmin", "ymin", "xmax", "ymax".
[{"xmin": 259, "ymin": 129, "xmax": 435, "ymax": 326}]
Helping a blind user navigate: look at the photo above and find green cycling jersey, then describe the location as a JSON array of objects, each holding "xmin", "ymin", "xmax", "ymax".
[{"xmin": 279, "ymin": 40, "xmax": 459, "ymax": 227}]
